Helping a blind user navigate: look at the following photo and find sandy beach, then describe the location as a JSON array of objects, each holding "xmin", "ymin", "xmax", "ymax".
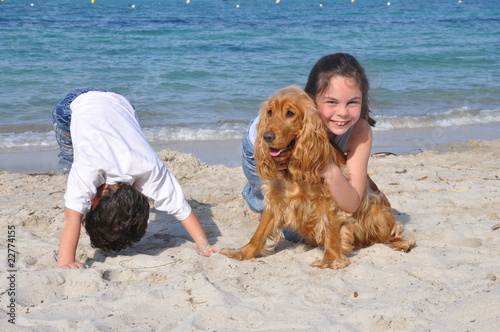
[{"xmin": 1, "ymin": 139, "xmax": 499, "ymax": 330}]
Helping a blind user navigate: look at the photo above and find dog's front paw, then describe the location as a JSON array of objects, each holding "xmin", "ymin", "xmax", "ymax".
[
  {"xmin": 311, "ymin": 257, "xmax": 351, "ymax": 270},
  {"xmin": 220, "ymin": 248, "xmax": 244, "ymax": 260},
  {"xmin": 221, "ymin": 242, "xmax": 264, "ymax": 261}
]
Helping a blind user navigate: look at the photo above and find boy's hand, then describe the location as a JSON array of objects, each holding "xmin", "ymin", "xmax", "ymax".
[
  {"xmin": 59, "ymin": 262, "xmax": 85, "ymax": 269},
  {"xmin": 201, "ymin": 244, "xmax": 220, "ymax": 257}
]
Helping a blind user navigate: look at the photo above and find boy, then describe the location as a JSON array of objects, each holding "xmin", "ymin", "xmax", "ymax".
[{"xmin": 53, "ymin": 89, "xmax": 218, "ymax": 269}]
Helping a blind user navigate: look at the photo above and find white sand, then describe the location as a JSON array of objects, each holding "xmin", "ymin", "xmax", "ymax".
[{"xmin": 1, "ymin": 139, "xmax": 499, "ymax": 331}]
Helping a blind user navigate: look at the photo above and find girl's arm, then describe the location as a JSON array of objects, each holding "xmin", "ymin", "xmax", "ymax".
[
  {"xmin": 180, "ymin": 211, "xmax": 220, "ymax": 256},
  {"xmin": 321, "ymin": 120, "xmax": 372, "ymax": 213},
  {"xmin": 57, "ymin": 208, "xmax": 85, "ymax": 268}
]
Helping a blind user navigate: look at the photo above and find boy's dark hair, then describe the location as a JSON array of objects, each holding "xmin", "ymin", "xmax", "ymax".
[
  {"xmin": 305, "ymin": 53, "xmax": 376, "ymax": 127},
  {"xmin": 83, "ymin": 183, "xmax": 150, "ymax": 252}
]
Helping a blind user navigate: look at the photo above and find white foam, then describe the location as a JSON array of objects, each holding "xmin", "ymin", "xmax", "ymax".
[
  {"xmin": 1, "ymin": 108, "xmax": 498, "ymax": 153},
  {"xmin": 0, "ymin": 124, "xmax": 246, "ymax": 152},
  {"xmin": 0, "ymin": 131, "xmax": 56, "ymax": 151},
  {"xmin": 142, "ymin": 123, "xmax": 245, "ymax": 142},
  {"xmin": 374, "ymin": 107, "xmax": 500, "ymax": 131}
]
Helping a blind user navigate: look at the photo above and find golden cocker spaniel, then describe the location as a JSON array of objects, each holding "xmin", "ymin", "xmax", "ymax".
[{"xmin": 222, "ymin": 85, "xmax": 415, "ymax": 269}]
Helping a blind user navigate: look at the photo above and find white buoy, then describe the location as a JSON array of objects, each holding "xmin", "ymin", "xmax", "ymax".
[
  {"xmin": 131, "ymin": 4, "xmax": 135, "ymax": 8},
  {"xmin": 186, "ymin": 0, "xmax": 190, "ymax": 4},
  {"xmin": 30, "ymin": 3, "xmax": 34, "ymax": 6},
  {"xmin": 319, "ymin": 4, "xmax": 323, "ymax": 7},
  {"xmin": 387, "ymin": 2, "xmax": 391, "ymax": 5},
  {"xmin": 276, "ymin": 0, "xmax": 280, "ymax": 3},
  {"xmin": 236, "ymin": 4, "xmax": 240, "ymax": 8}
]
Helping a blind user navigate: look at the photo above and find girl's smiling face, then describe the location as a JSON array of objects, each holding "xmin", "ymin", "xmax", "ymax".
[{"xmin": 316, "ymin": 76, "xmax": 362, "ymax": 136}]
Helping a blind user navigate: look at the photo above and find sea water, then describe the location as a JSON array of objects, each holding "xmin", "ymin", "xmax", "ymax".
[{"xmin": 0, "ymin": 0, "xmax": 499, "ymax": 161}]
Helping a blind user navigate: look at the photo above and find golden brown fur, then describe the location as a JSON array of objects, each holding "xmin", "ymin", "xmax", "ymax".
[{"xmin": 222, "ymin": 85, "xmax": 415, "ymax": 269}]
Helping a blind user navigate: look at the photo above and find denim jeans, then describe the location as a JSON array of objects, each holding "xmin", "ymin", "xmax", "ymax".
[
  {"xmin": 52, "ymin": 88, "xmax": 111, "ymax": 173},
  {"xmin": 241, "ymin": 119, "xmax": 264, "ymax": 213}
]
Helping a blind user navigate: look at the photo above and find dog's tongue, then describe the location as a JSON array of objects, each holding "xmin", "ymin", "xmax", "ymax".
[{"xmin": 270, "ymin": 148, "xmax": 285, "ymax": 157}]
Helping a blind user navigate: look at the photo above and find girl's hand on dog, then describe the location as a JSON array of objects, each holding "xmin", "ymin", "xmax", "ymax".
[{"xmin": 319, "ymin": 158, "xmax": 336, "ymax": 180}]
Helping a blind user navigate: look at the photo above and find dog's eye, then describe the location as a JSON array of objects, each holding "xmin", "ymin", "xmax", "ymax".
[
  {"xmin": 286, "ymin": 110, "xmax": 295, "ymax": 118},
  {"xmin": 267, "ymin": 110, "xmax": 273, "ymax": 116}
]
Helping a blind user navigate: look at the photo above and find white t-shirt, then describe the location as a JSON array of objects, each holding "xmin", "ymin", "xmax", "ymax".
[
  {"xmin": 64, "ymin": 91, "xmax": 191, "ymax": 221},
  {"xmin": 248, "ymin": 115, "xmax": 260, "ymax": 144}
]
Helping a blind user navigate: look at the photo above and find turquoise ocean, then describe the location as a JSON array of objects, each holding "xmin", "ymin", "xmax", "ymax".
[{"xmin": 1, "ymin": 0, "xmax": 499, "ymax": 169}]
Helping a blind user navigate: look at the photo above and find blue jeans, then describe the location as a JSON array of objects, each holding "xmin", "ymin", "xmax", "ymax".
[
  {"xmin": 52, "ymin": 88, "xmax": 111, "ymax": 173},
  {"xmin": 241, "ymin": 119, "xmax": 264, "ymax": 213}
]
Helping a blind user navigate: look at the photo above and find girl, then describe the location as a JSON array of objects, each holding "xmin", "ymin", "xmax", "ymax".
[{"xmin": 242, "ymin": 53, "xmax": 376, "ymax": 216}]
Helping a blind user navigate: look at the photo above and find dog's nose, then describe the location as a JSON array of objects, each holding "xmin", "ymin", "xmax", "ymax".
[{"xmin": 263, "ymin": 132, "xmax": 275, "ymax": 143}]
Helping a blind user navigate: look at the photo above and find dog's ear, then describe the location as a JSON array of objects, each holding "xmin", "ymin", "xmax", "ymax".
[
  {"xmin": 288, "ymin": 98, "xmax": 331, "ymax": 183},
  {"xmin": 255, "ymin": 105, "xmax": 278, "ymax": 180}
]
